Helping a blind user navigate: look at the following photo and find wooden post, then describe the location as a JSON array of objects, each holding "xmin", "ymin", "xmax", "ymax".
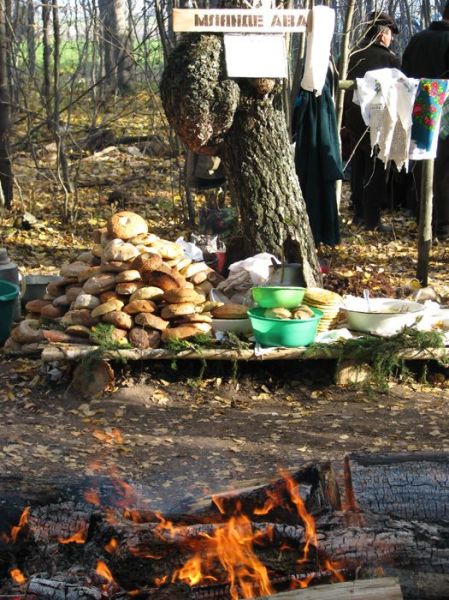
[{"xmin": 416, "ymin": 158, "xmax": 434, "ymax": 286}]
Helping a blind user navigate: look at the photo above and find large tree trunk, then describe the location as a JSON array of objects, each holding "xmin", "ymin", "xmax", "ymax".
[
  {"xmin": 160, "ymin": 33, "xmax": 321, "ymax": 287},
  {"xmin": 98, "ymin": 0, "xmax": 132, "ymax": 96}
]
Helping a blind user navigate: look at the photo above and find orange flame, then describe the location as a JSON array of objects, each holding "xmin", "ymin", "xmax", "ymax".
[
  {"xmin": 11, "ymin": 507, "xmax": 30, "ymax": 543},
  {"xmin": 171, "ymin": 501, "xmax": 272, "ymax": 600},
  {"xmin": 58, "ymin": 524, "xmax": 87, "ymax": 545},
  {"xmin": 105, "ymin": 538, "xmax": 118, "ymax": 554},
  {"xmin": 95, "ymin": 560, "xmax": 114, "ymax": 583},
  {"xmin": 10, "ymin": 568, "xmax": 26, "ymax": 586},
  {"xmin": 172, "ymin": 555, "xmax": 205, "ymax": 587},
  {"xmin": 281, "ymin": 471, "xmax": 317, "ymax": 564},
  {"xmin": 323, "ymin": 559, "xmax": 345, "ymax": 583},
  {"xmin": 154, "ymin": 575, "xmax": 168, "ymax": 586}
]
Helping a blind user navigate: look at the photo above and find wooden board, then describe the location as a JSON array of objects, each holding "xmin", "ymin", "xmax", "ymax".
[
  {"xmin": 173, "ymin": 8, "xmax": 308, "ymax": 33},
  {"xmin": 40, "ymin": 343, "xmax": 449, "ymax": 364},
  {"xmin": 256, "ymin": 577, "xmax": 403, "ymax": 599}
]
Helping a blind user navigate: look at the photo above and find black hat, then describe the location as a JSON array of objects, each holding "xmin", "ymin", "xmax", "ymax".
[{"xmin": 368, "ymin": 11, "xmax": 399, "ymax": 34}]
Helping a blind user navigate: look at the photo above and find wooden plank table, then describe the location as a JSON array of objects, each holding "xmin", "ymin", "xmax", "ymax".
[{"xmin": 41, "ymin": 343, "xmax": 449, "ymax": 363}]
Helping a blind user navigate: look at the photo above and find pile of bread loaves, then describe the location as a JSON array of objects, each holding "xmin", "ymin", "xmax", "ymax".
[{"xmin": 5, "ymin": 211, "xmax": 230, "ymax": 353}]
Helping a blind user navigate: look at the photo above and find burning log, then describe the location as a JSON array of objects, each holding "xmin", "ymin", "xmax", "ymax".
[{"xmin": 3, "ymin": 455, "xmax": 449, "ymax": 599}]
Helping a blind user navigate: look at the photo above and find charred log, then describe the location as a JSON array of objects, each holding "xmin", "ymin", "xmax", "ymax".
[
  {"xmin": 27, "ymin": 578, "xmax": 101, "ymax": 600},
  {"xmin": 345, "ymin": 453, "xmax": 449, "ymax": 523}
]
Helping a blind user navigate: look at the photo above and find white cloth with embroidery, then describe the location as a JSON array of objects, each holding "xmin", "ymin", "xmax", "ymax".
[
  {"xmin": 300, "ymin": 6, "xmax": 335, "ymax": 96},
  {"xmin": 354, "ymin": 68, "xmax": 419, "ymax": 170}
]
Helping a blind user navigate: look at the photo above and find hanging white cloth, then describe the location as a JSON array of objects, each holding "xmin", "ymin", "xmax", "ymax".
[
  {"xmin": 300, "ymin": 6, "xmax": 335, "ymax": 96},
  {"xmin": 354, "ymin": 68, "xmax": 419, "ymax": 170}
]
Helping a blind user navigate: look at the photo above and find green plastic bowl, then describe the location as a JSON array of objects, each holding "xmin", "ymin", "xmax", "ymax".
[
  {"xmin": 251, "ymin": 286, "xmax": 306, "ymax": 309},
  {"xmin": 248, "ymin": 307, "xmax": 322, "ymax": 348}
]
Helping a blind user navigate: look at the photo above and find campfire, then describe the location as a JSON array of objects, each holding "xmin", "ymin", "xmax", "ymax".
[
  {"xmin": 1, "ymin": 452, "xmax": 447, "ymax": 599},
  {"xmin": 0, "ymin": 464, "xmax": 348, "ymax": 600}
]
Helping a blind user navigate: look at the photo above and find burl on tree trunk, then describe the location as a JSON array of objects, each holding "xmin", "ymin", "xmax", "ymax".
[{"xmin": 160, "ymin": 34, "xmax": 321, "ymax": 287}]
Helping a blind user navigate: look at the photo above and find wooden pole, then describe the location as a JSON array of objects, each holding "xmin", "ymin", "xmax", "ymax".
[{"xmin": 416, "ymin": 158, "xmax": 434, "ymax": 286}]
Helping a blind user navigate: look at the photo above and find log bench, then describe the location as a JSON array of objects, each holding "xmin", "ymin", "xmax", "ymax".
[{"xmin": 40, "ymin": 343, "xmax": 449, "ymax": 386}]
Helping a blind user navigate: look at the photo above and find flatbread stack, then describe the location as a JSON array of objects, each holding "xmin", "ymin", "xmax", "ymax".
[{"xmin": 303, "ymin": 288, "xmax": 343, "ymax": 332}]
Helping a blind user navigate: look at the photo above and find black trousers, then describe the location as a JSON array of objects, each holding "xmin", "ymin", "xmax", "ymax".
[{"xmin": 351, "ymin": 146, "xmax": 389, "ymax": 229}]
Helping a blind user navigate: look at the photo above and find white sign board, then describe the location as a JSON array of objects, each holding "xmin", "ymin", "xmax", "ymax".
[
  {"xmin": 173, "ymin": 8, "xmax": 308, "ymax": 33},
  {"xmin": 224, "ymin": 34, "xmax": 287, "ymax": 79}
]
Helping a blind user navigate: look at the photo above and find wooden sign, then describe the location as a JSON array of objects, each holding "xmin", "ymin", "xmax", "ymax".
[
  {"xmin": 173, "ymin": 8, "xmax": 308, "ymax": 33},
  {"xmin": 224, "ymin": 34, "xmax": 287, "ymax": 78}
]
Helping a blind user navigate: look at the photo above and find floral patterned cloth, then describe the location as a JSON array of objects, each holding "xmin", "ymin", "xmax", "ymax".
[{"xmin": 409, "ymin": 79, "xmax": 449, "ymax": 159}]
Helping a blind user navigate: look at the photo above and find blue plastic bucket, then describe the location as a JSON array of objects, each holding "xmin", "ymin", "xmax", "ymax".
[{"xmin": 0, "ymin": 280, "xmax": 19, "ymax": 344}]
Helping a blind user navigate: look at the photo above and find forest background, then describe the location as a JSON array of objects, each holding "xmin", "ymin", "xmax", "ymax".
[{"xmin": 1, "ymin": 0, "xmax": 449, "ymax": 299}]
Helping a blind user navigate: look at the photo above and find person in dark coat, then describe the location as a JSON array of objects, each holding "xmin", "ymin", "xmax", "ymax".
[
  {"xmin": 402, "ymin": 1, "xmax": 449, "ymax": 240},
  {"xmin": 344, "ymin": 12, "xmax": 401, "ymax": 232}
]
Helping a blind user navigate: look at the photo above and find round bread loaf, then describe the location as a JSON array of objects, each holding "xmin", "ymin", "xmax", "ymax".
[
  {"xmin": 180, "ymin": 262, "xmax": 209, "ymax": 278},
  {"xmin": 123, "ymin": 299, "xmax": 155, "ymax": 315},
  {"xmin": 160, "ymin": 302, "xmax": 197, "ymax": 320},
  {"xmin": 25, "ymin": 299, "xmax": 51, "ymax": 314},
  {"xmin": 135, "ymin": 312, "xmax": 169, "ymax": 331},
  {"xmin": 115, "ymin": 270, "xmax": 142, "ymax": 283},
  {"xmin": 83, "ymin": 274, "xmax": 116, "ymax": 295},
  {"xmin": 102, "ymin": 310, "xmax": 133, "ymax": 330},
  {"xmin": 129, "ymin": 233, "xmax": 159, "ymax": 245},
  {"xmin": 211, "ymin": 304, "xmax": 249, "ymax": 319},
  {"xmin": 65, "ymin": 309, "xmax": 99, "ymax": 328},
  {"xmin": 66, "ymin": 325, "xmax": 91, "ymax": 338},
  {"xmin": 173, "ymin": 313, "xmax": 212, "ymax": 325},
  {"xmin": 61, "ymin": 261, "xmax": 91, "ymax": 279},
  {"xmin": 129, "ymin": 328, "xmax": 161, "ymax": 350},
  {"xmin": 150, "ymin": 239, "xmax": 184, "ymax": 259},
  {"xmin": 264, "ymin": 308, "xmax": 292, "ymax": 320},
  {"xmin": 107, "ymin": 211, "xmax": 148, "ymax": 240},
  {"xmin": 161, "ymin": 322, "xmax": 212, "ymax": 342},
  {"xmin": 73, "ymin": 293, "xmax": 101, "ymax": 310},
  {"xmin": 103, "ymin": 239, "xmax": 140, "ymax": 262},
  {"xmin": 46, "ymin": 279, "xmax": 65, "ymax": 298},
  {"xmin": 162, "ymin": 288, "xmax": 204, "ymax": 305},
  {"xmin": 65, "ymin": 286, "xmax": 83, "ymax": 303},
  {"xmin": 91, "ymin": 298, "xmax": 124, "ymax": 318},
  {"xmin": 99, "ymin": 290, "xmax": 119, "ymax": 303},
  {"xmin": 40, "ymin": 304, "xmax": 64, "ymax": 319},
  {"xmin": 101, "ymin": 260, "xmax": 134, "ymax": 273},
  {"xmin": 53, "ymin": 295, "xmax": 71, "ymax": 308},
  {"xmin": 132, "ymin": 252, "xmax": 163, "ymax": 272},
  {"xmin": 142, "ymin": 270, "xmax": 180, "ymax": 292},
  {"xmin": 130, "ymin": 286, "xmax": 164, "ymax": 302},
  {"xmin": 116, "ymin": 281, "xmax": 144, "ymax": 295},
  {"xmin": 78, "ymin": 265, "xmax": 102, "ymax": 284}
]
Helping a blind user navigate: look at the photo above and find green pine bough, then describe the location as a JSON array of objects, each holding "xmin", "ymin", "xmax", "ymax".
[{"xmin": 305, "ymin": 328, "xmax": 447, "ymax": 390}]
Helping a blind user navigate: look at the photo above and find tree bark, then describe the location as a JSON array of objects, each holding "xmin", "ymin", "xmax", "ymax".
[
  {"xmin": 0, "ymin": 0, "xmax": 13, "ymax": 208},
  {"xmin": 160, "ymin": 33, "xmax": 321, "ymax": 287}
]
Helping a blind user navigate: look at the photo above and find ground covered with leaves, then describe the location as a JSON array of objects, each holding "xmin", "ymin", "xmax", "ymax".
[
  {"xmin": 1, "ymin": 354, "xmax": 449, "ymax": 505},
  {"xmin": 1, "ymin": 99, "xmax": 449, "ymax": 496}
]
